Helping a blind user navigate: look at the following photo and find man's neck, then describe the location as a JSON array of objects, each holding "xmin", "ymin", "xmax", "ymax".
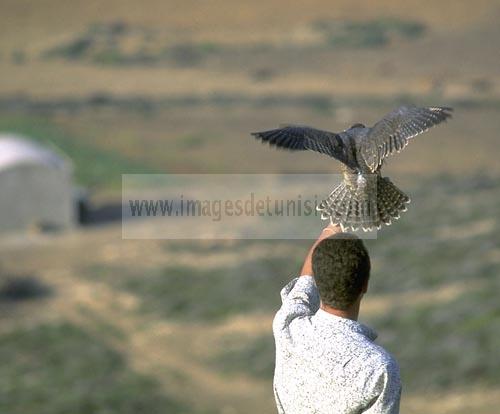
[{"xmin": 320, "ymin": 300, "xmax": 360, "ymax": 321}]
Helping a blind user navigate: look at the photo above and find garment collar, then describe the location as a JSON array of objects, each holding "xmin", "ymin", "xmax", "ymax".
[{"xmin": 315, "ymin": 308, "xmax": 378, "ymax": 341}]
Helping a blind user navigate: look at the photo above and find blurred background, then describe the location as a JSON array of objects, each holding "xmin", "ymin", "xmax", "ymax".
[{"xmin": 0, "ymin": 0, "xmax": 499, "ymax": 413}]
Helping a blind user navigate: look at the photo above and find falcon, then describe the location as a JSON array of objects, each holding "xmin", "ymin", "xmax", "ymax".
[{"xmin": 251, "ymin": 105, "xmax": 453, "ymax": 231}]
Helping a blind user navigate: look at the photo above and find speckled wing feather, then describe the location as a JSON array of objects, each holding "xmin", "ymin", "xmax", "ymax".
[
  {"xmin": 360, "ymin": 106, "xmax": 453, "ymax": 172},
  {"xmin": 251, "ymin": 125, "xmax": 344, "ymax": 161}
]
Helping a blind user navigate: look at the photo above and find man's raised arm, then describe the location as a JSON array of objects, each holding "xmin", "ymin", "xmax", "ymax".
[{"xmin": 273, "ymin": 224, "xmax": 342, "ymax": 333}]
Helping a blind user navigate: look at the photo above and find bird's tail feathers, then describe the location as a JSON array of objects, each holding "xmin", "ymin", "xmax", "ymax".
[
  {"xmin": 376, "ymin": 176, "xmax": 410, "ymax": 226},
  {"xmin": 317, "ymin": 175, "xmax": 410, "ymax": 231}
]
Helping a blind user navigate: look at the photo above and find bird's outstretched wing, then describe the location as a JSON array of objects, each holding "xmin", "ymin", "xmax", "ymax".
[
  {"xmin": 360, "ymin": 106, "xmax": 453, "ymax": 172},
  {"xmin": 251, "ymin": 125, "xmax": 343, "ymax": 160}
]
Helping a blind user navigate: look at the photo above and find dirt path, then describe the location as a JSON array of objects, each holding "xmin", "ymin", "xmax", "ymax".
[{"xmin": 38, "ymin": 268, "xmax": 272, "ymax": 413}]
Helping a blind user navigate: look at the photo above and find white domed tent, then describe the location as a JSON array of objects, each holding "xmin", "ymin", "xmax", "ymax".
[{"xmin": 0, "ymin": 134, "xmax": 75, "ymax": 232}]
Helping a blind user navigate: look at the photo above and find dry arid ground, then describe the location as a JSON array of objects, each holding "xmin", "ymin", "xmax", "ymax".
[{"xmin": 0, "ymin": 1, "xmax": 499, "ymax": 413}]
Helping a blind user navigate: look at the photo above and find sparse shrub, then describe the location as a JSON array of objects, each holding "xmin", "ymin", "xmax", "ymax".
[
  {"xmin": 209, "ymin": 334, "xmax": 275, "ymax": 379},
  {"xmin": 471, "ymin": 78, "xmax": 493, "ymax": 93},
  {"xmin": 314, "ymin": 18, "xmax": 426, "ymax": 49},
  {"xmin": 11, "ymin": 49, "xmax": 27, "ymax": 64},
  {"xmin": 47, "ymin": 36, "xmax": 93, "ymax": 60},
  {"xmin": 168, "ymin": 43, "xmax": 206, "ymax": 67},
  {"xmin": 197, "ymin": 42, "xmax": 220, "ymax": 54},
  {"xmin": 381, "ymin": 18, "xmax": 425, "ymax": 39},
  {"xmin": 303, "ymin": 95, "xmax": 335, "ymax": 113},
  {"xmin": 106, "ymin": 21, "xmax": 129, "ymax": 36},
  {"xmin": 251, "ymin": 67, "xmax": 276, "ymax": 82},
  {"xmin": 179, "ymin": 134, "xmax": 205, "ymax": 149},
  {"xmin": 43, "ymin": 22, "xmax": 223, "ymax": 67},
  {"xmin": 0, "ymin": 275, "xmax": 50, "ymax": 301},
  {"xmin": 92, "ymin": 48, "xmax": 126, "ymax": 65}
]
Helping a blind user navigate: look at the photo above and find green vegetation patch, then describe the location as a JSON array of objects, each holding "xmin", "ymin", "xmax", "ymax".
[
  {"xmin": 314, "ymin": 18, "xmax": 425, "ymax": 48},
  {"xmin": 43, "ymin": 18, "xmax": 425, "ymax": 67},
  {"xmin": 0, "ymin": 115, "xmax": 156, "ymax": 189},
  {"xmin": 208, "ymin": 334, "xmax": 275, "ymax": 379},
  {"xmin": 0, "ymin": 322, "xmax": 186, "ymax": 414},
  {"xmin": 366, "ymin": 173, "xmax": 499, "ymax": 293},
  {"xmin": 362, "ymin": 173, "xmax": 500, "ymax": 391},
  {"xmin": 81, "ymin": 172, "xmax": 500, "ymax": 323},
  {"xmin": 371, "ymin": 278, "xmax": 500, "ymax": 391},
  {"xmin": 43, "ymin": 22, "xmax": 223, "ymax": 67},
  {"xmin": 82, "ymin": 253, "xmax": 302, "ymax": 322}
]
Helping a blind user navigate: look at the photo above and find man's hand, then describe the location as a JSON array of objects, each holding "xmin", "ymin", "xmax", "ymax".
[{"xmin": 300, "ymin": 224, "xmax": 342, "ymax": 276}]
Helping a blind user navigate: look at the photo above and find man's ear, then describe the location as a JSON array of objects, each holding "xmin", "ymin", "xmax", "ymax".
[{"xmin": 361, "ymin": 278, "xmax": 369, "ymax": 294}]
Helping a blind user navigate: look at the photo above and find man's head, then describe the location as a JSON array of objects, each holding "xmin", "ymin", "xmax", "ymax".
[{"xmin": 312, "ymin": 233, "xmax": 370, "ymax": 310}]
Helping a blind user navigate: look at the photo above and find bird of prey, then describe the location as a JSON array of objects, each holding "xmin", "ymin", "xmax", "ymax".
[{"xmin": 251, "ymin": 105, "xmax": 453, "ymax": 231}]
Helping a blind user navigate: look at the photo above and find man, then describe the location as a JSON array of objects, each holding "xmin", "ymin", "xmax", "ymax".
[{"xmin": 273, "ymin": 224, "xmax": 401, "ymax": 414}]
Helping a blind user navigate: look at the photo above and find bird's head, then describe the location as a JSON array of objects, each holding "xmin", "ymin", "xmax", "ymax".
[{"xmin": 348, "ymin": 123, "xmax": 366, "ymax": 129}]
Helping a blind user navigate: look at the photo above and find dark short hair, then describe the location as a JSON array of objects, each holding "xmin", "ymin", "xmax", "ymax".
[{"xmin": 312, "ymin": 233, "xmax": 371, "ymax": 310}]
